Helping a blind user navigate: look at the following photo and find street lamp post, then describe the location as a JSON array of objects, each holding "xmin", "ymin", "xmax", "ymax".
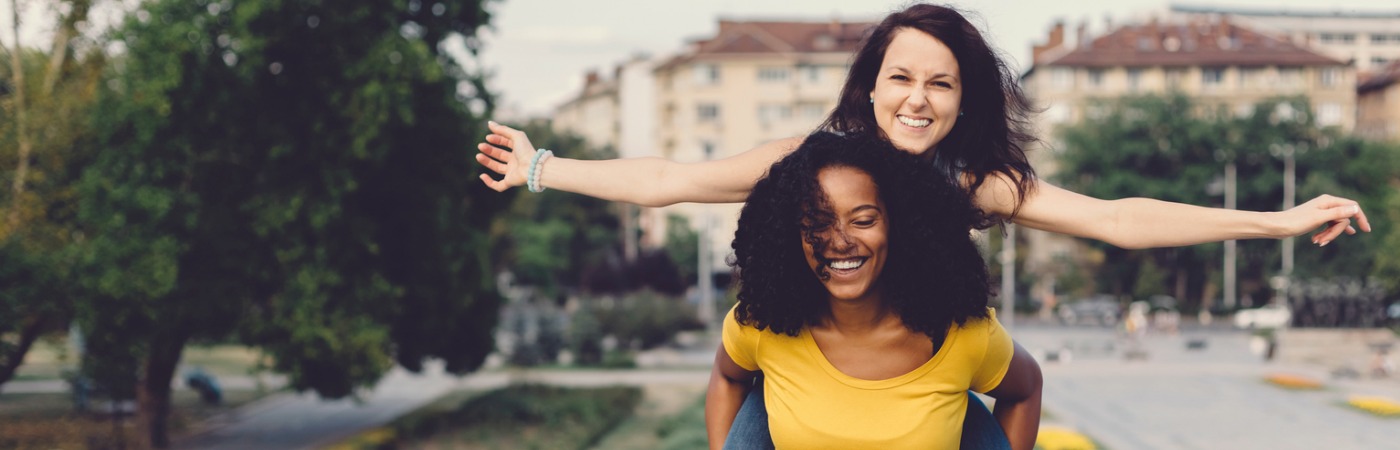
[
  {"xmin": 1000, "ymin": 224, "xmax": 1016, "ymax": 329},
  {"xmin": 1269, "ymin": 142, "xmax": 1301, "ymax": 305},
  {"xmin": 698, "ymin": 146, "xmax": 717, "ymax": 333},
  {"xmin": 1224, "ymin": 161, "xmax": 1237, "ymax": 310}
]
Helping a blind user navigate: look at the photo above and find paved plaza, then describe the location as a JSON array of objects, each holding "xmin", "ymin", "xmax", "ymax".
[{"xmin": 1015, "ymin": 324, "xmax": 1400, "ymax": 450}]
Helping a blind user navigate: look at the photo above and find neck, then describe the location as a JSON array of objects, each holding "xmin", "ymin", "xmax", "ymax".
[{"xmin": 823, "ymin": 294, "xmax": 897, "ymax": 333}]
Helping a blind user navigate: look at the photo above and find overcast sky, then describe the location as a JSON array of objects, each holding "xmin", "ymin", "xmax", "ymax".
[
  {"xmin": 476, "ymin": 0, "xmax": 1393, "ymax": 118},
  {"xmin": 3, "ymin": 0, "xmax": 1392, "ymax": 119}
]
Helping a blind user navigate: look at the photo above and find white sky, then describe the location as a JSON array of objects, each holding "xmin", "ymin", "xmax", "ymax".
[
  {"xmin": 3, "ymin": 0, "xmax": 1393, "ymax": 118},
  {"xmin": 476, "ymin": 0, "xmax": 1393, "ymax": 118}
]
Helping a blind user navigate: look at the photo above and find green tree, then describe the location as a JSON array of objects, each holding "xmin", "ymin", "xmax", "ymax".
[
  {"xmin": 490, "ymin": 120, "xmax": 622, "ymax": 296},
  {"xmin": 1056, "ymin": 94, "xmax": 1399, "ymax": 311},
  {"xmin": 0, "ymin": 0, "xmax": 102, "ymax": 391},
  {"xmin": 79, "ymin": 0, "xmax": 500, "ymax": 446}
]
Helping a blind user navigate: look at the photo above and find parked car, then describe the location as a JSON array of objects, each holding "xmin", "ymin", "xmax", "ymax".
[
  {"xmin": 1233, "ymin": 304, "xmax": 1293, "ymax": 329},
  {"xmin": 1057, "ymin": 295, "xmax": 1121, "ymax": 327}
]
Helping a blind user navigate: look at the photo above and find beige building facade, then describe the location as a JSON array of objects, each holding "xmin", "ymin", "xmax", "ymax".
[
  {"xmin": 553, "ymin": 19, "xmax": 872, "ymax": 271},
  {"xmin": 1357, "ymin": 62, "xmax": 1400, "ymax": 142}
]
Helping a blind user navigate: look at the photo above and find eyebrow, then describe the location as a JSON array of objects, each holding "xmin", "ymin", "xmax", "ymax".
[
  {"xmin": 850, "ymin": 205, "xmax": 883, "ymax": 214},
  {"xmin": 887, "ymin": 66, "xmax": 960, "ymax": 81}
]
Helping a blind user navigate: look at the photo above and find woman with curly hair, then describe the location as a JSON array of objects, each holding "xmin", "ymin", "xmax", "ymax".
[{"xmin": 706, "ymin": 132, "xmax": 1041, "ymax": 450}]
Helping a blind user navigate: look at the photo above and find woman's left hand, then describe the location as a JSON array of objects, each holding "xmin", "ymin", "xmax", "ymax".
[{"xmin": 1277, "ymin": 195, "xmax": 1371, "ymax": 246}]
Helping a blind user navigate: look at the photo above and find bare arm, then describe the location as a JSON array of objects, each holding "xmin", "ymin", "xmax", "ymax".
[
  {"xmin": 986, "ymin": 342, "xmax": 1042, "ymax": 450},
  {"xmin": 476, "ymin": 121, "xmax": 800, "ymax": 207},
  {"xmin": 973, "ymin": 173, "xmax": 1371, "ymax": 249},
  {"xmin": 705, "ymin": 345, "xmax": 758, "ymax": 450}
]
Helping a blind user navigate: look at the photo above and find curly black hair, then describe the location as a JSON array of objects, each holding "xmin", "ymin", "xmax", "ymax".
[{"xmin": 730, "ymin": 131, "xmax": 992, "ymax": 338}]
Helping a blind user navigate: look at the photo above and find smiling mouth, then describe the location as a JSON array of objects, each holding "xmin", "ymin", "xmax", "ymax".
[
  {"xmin": 827, "ymin": 257, "xmax": 867, "ymax": 272},
  {"xmin": 897, "ymin": 115, "xmax": 931, "ymax": 128}
]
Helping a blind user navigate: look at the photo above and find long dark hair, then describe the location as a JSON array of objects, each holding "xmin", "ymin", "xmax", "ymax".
[
  {"xmin": 820, "ymin": 3, "xmax": 1038, "ymax": 221},
  {"xmin": 730, "ymin": 132, "xmax": 991, "ymax": 338}
]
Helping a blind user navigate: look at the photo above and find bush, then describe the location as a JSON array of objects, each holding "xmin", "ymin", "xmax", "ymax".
[
  {"xmin": 567, "ymin": 290, "xmax": 701, "ymax": 368},
  {"xmin": 393, "ymin": 384, "xmax": 642, "ymax": 449}
]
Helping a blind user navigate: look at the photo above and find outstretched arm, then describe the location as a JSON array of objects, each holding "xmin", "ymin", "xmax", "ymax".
[
  {"xmin": 987, "ymin": 342, "xmax": 1043, "ymax": 450},
  {"xmin": 973, "ymin": 173, "xmax": 1370, "ymax": 249},
  {"xmin": 705, "ymin": 346, "xmax": 758, "ymax": 450},
  {"xmin": 475, "ymin": 121, "xmax": 800, "ymax": 207}
]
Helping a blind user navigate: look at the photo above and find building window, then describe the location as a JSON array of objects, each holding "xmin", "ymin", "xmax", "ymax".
[
  {"xmin": 1319, "ymin": 33, "xmax": 1356, "ymax": 44},
  {"xmin": 1239, "ymin": 67, "xmax": 1265, "ymax": 88},
  {"xmin": 1320, "ymin": 67, "xmax": 1342, "ymax": 88},
  {"xmin": 1086, "ymin": 69, "xmax": 1104, "ymax": 88},
  {"xmin": 1050, "ymin": 67, "xmax": 1074, "ymax": 90},
  {"xmin": 697, "ymin": 103, "xmax": 720, "ymax": 121},
  {"xmin": 1126, "ymin": 68, "xmax": 1143, "ymax": 92},
  {"xmin": 1373, "ymin": 56, "xmax": 1391, "ymax": 67},
  {"xmin": 693, "ymin": 64, "xmax": 720, "ymax": 85},
  {"xmin": 802, "ymin": 66, "xmax": 823, "ymax": 83},
  {"xmin": 801, "ymin": 103, "xmax": 827, "ymax": 119},
  {"xmin": 758, "ymin": 67, "xmax": 790, "ymax": 82},
  {"xmin": 700, "ymin": 140, "xmax": 717, "ymax": 160},
  {"xmin": 1201, "ymin": 67, "xmax": 1225, "ymax": 89},
  {"xmin": 1165, "ymin": 68, "xmax": 1187, "ymax": 90},
  {"xmin": 757, "ymin": 104, "xmax": 792, "ymax": 122},
  {"xmin": 1317, "ymin": 103, "xmax": 1343, "ymax": 126}
]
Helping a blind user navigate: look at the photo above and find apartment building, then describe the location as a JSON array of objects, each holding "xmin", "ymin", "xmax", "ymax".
[
  {"xmin": 1358, "ymin": 61, "xmax": 1400, "ymax": 142},
  {"xmin": 1171, "ymin": 4, "xmax": 1400, "ymax": 73},
  {"xmin": 1020, "ymin": 16, "xmax": 1354, "ymax": 299},
  {"xmin": 554, "ymin": 19, "xmax": 872, "ymax": 271}
]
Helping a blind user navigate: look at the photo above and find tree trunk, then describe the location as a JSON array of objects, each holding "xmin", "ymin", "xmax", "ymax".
[
  {"xmin": 7, "ymin": 0, "xmax": 33, "ymax": 230},
  {"xmin": 0, "ymin": 314, "xmax": 48, "ymax": 391},
  {"xmin": 138, "ymin": 331, "xmax": 189, "ymax": 449}
]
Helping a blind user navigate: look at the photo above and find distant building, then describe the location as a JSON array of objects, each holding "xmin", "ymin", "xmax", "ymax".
[
  {"xmin": 1020, "ymin": 15, "xmax": 1354, "ymax": 301},
  {"xmin": 554, "ymin": 55, "xmax": 658, "ymax": 260},
  {"xmin": 552, "ymin": 19, "xmax": 874, "ymax": 271},
  {"xmin": 1358, "ymin": 61, "xmax": 1400, "ymax": 142},
  {"xmin": 1170, "ymin": 4, "xmax": 1400, "ymax": 74}
]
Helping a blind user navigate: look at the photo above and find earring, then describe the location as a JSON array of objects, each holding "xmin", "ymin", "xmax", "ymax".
[
  {"xmin": 959, "ymin": 111, "xmax": 964, "ymax": 117},
  {"xmin": 870, "ymin": 98, "xmax": 874, "ymax": 104}
]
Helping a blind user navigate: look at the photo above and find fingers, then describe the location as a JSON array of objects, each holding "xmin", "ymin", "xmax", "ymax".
[
  {"xmin": 479, "ymin": 173, "xmax": 509, "ymax": 192},
  {"xmin": 475, "ymin": 152, "xmax": 508, "ymax": 175},
  {"xmin": 488, "ymin": 120, "xmax": 524, "ymax": 144},
  {"xmin": 485, "ymin": 134, "xmax": 513, "ymax": 149},
  {"xmin": 1311, "ymin": 219, "xmax": 1351, "ymax": 246},
  {"xmin": 1353, "ymin": 207, "xmax": 1372, "ymax": 233}
]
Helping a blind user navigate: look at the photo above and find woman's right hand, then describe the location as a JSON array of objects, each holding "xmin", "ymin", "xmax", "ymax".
[{"xmin": 475, "ymin": 121, "xmax": 537, "ymax": 192}]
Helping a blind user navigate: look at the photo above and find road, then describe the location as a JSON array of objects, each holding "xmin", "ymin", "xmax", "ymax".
[{"xmin": 1014, "ymin": 324, "xmax": 1400, "ymax": 450}]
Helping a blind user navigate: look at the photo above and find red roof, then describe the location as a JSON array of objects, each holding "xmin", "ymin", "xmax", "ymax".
[
  {"xmin": 657, "ymin": 20, "xmax": 874, "ymax": 71},
  {"xmin": 1045, "ymin": 19, "xmax": 1343, "ymax": 68},
  {"xmin": 1359, "ymin": 61, "xmax": 1400, "ymax": 93}
]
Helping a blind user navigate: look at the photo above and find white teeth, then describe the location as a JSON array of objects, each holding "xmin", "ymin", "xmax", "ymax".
[
  {"xmin": 829, "ymin": 259, "xmax": 864, "ymax": 270},
  {"xmin": 898, "ymin": 116, "xmax": 931, "ymax": 128}
]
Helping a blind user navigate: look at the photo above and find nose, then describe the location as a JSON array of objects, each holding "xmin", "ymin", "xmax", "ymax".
[
  {"xmin": 828, "ymin": 228, "xmax": 857, "ymax": 253},
  {"xmin": 904, "ymin": 86, "xmax": 929, "ymax": 110}
]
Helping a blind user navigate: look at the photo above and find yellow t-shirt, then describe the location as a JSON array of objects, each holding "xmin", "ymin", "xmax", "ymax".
[{"xmin": 722, "ymin": 306, "xmax": 1013, "ymax": 450}]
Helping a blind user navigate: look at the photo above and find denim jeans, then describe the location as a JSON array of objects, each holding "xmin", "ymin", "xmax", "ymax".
[{"xmin": 721, "ymin": 381, "xmax": 1012, "ymax": 450}]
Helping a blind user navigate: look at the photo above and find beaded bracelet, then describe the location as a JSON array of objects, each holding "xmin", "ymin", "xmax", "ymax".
[{"xmin": 527, "ymin": 149, "xmax": 554, "ymax": 193}]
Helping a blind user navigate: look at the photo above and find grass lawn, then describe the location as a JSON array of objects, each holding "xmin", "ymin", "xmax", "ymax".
[
  {"xmin": 328, "ymin": 384, "xmax": 646, "ymax": 450},
  {"xmin": 0, "ymin": 388, "xmax": 271, "ymax": 449},
  {"xmin": 3, "ymin": 342, "xmax": 274, "ymax": 449}
]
